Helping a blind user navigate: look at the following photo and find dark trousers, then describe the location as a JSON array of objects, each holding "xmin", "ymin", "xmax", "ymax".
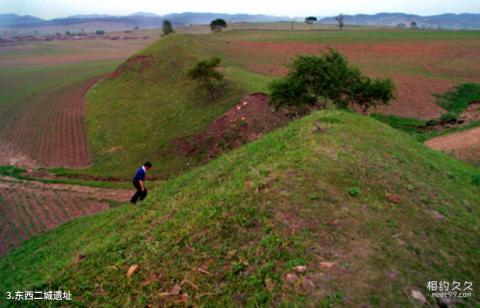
[{"xmin": 130, "ymin": 180, "xmax": 147, "ymax": 204}]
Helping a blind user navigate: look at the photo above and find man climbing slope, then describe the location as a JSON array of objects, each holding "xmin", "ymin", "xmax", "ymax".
[{"xmin": 130, "ymin": 161, "xmax": 152, "ymax": 204}]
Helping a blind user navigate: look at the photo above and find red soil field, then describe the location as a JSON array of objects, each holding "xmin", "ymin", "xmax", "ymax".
[
  {"xmin": 229, "ymin": 40, "xmax": 480, "ymax": 119},
  {"xmin": 426, "ymin": 127, "xmax": 480, "ymax": 163},
  {"xmin": 0, "ymin": 77, "xmax": 99, "ymax": 168},
  {"xmin": 374, "ymin": 74, "xmax": 452, "ymax": 119},
  {"xmin": 0, "ymin": 176, "xmax": 131, "ymax": 256}
]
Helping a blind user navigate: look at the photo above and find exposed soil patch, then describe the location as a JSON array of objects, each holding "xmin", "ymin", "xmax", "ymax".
[
  {"xmin": 234, "ymin": 40, "xmax": 474, "ymax": 59},
  {"xmin": 425, "ymin": 127, "xmax": 480, "ymax": 163},
  {"xmin": 424, "ymin": 100, "xmax": 480, "ymax": 161},
  {"xmin": 374, "ymin": 74, "xmax": 453, "ymax": 119},
  {"xmin": 0, "ymin": 176, "xmax": 131, "ymax": 256},
  {"xmin": 0, "ymin": 139, "xmax": 38, "ymax": 169},
  {"xmin": 110, "ymin": 55, "xmax": 150, "ymax": 79},
  {"xmin": 459, "ymin": 101, "xmax": 480, "ymax": 123},
  {"xmin": 174, "ymin": 93, "xmax": 288, "ymax": 160}
]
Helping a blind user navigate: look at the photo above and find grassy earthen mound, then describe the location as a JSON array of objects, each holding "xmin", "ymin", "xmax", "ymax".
[{"xmin": 1, "ymin": 111, "xmax": 478, "ymax": 306}]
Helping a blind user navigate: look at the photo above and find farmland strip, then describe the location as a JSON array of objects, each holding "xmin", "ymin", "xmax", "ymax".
[
  {"xmin": 40, "ymin": 193, "xmax": 65, "ymax": 227},
  {"xmin": 15, "ymin": 191, "xmax": 44, "ymax": 234},
  {"xmin": 0, "ymin": 192, "xmax": 18, "ymax": 255},
  {"xmin": 1, "ymin": 189, "xmax": 30, "ymax": 240}
]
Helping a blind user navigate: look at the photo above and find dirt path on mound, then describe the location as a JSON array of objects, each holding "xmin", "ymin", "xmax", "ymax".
[
  {"xmin": 0, "ymin": 176, "xmax": 132, "ymax": 256},
  {"xmin": 426, "ymin": 127, "xmax": 480, "ymax": 162}
]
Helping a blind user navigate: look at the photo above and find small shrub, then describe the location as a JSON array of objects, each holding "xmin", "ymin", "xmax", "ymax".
[
  {"xmin": 188, "ymin": 57, "xmax": 223, "ymax": 96},
  {"xmin": 287, "ymin": 258, "xmax": 306, "ymax": 270},
  {"xmin": 347, "ymin": 187, "xmax": 361, "ymax": 197},
  {"xmin": 322, "ymin": 292, "xmax": 345, "ymax": 307},
  {"xmin": 471, "ymin": 174, "xmax": 480, "ymax": 186},
  {"xmin": 232, "ymin": 262, "xmax": 246, "ymax": 275}
]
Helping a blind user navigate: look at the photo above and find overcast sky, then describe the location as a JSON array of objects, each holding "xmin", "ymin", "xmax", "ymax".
[{"xmin": 1, "ymin": 0, "xmax": 479, "ymax": 19}]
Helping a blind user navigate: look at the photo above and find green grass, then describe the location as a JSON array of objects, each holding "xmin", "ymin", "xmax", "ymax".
[
  {"xmin": 0, "ymin": 165, "xmax": 25, "ymax": 177},
  {"xmin": 83, "ymin": 34, "xmax": 261, "ymax": 179},
  {"xmin": 435, "ymin": 83, "xmax": 480, "ymax": 119},
  {"xmin": 1, "ymin": 111, "xmax": 478, "ymax": 306},
  {"xmin": 224, "ymin": 66, "xmax": 272, "ymax": 93}
]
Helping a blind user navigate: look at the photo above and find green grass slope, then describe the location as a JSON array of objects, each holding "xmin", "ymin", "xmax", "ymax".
[
  {"xmin": 1, "ymin": 111, "xmax": 479, "ymax": 306},
  {"xmin": 84, "ymin": 34, "xmax": 265, "ymax": 179}
]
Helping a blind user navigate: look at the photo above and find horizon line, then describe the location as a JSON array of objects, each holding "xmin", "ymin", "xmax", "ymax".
[{"xmin": 1, "ymin": 10, "xmax": 479, "ymax": 21}]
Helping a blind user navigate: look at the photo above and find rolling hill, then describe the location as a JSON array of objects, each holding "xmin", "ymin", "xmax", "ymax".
[
  {"xmin": 0, "ymin": 110, "xmax": 478, "ymax": 306},
  {"xmin": 320, "ymin": 12, "xmax": 480, "ymax": 29},
  {"xmin": 0, "ymin": 12, "xmax": 286, "ymax": 33},
  {"xmin": 0, "ymin": 14, "xmax": 45, "ymax": 28},
  {"xmin": 2, "ymin": 12, "xmax": 479, "ymax": 33}
]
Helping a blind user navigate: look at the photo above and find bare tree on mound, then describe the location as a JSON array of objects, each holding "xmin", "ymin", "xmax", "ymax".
[
  {"xmin": 335, "ymin": 14, "xmax": 345, "ymax": 30},
  {"xmin": 305, "ymin": 16, "xmax": 318, "ymax": 30}
]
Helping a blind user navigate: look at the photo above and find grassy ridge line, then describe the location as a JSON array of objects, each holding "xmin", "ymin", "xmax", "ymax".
[
  {"xmin": 1, "ymin": 111, "xmax": 478, "ymax": 306},
  {"xmin": 83, "ymin": 34, "xmax": 269, "ymax": 179}
]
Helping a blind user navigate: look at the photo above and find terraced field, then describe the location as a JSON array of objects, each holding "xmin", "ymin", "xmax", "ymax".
[
  {"xmin": 0, "ymin": 176, "xmax": 131, "ymax": 256},
  {"xmin": 0, "ymin": 34, "xmax": 156, "ymax": 169},
  {"xmin": 0, "ymin": 77, "xmax": 101, "ymax": 167}
]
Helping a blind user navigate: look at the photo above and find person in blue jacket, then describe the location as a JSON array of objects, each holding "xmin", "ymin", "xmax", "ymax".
[{"xmin": 130, "ymin": 161, "xmax": 152, "ymax": 204}]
